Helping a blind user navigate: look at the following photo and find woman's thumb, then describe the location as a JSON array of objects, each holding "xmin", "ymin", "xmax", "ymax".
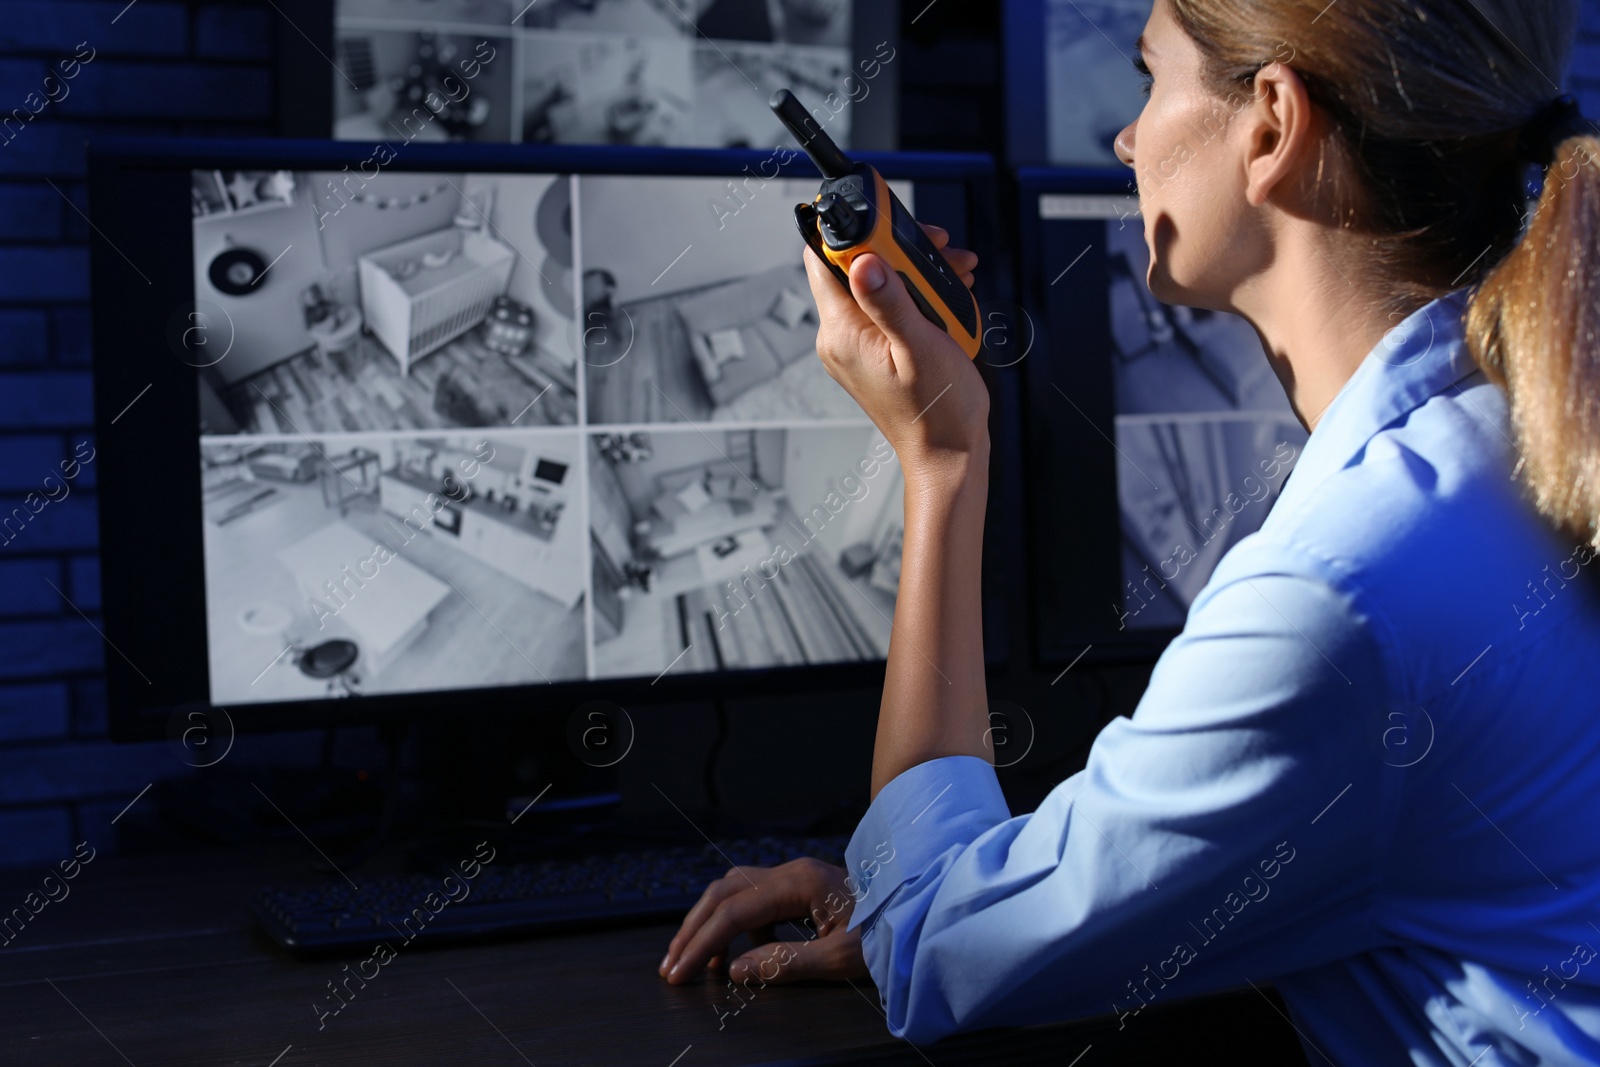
[
  {"xmin": 728, "ymin": 939, "xmax": 825, "ymax": 986},
  {"xmin": 849, "ymin": 253, "xmax": 929, "ymax": 347}
]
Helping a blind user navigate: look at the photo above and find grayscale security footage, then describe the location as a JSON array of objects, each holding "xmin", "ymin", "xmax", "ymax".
[
  {"xmin": 1045, "ymin": 0, "xmax": 1150, "ymax": 166},
  {"xmin": 191, "ymin": 169, "xmax": 899, "ymax": 702},
  {"xmin": 333, "ymin": 0, "xmax": 860, "ymax": 149}
]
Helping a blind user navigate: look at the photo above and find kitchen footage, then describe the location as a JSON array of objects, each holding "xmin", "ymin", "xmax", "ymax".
[{"xmin": 201, "ymin": 432, "xmax": 587, "ymax": 703}]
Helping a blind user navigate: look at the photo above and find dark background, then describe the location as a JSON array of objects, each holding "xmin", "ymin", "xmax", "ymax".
[{"xmin": 2, "ymin": 0, "xmax": 1599, "ymax": 870}]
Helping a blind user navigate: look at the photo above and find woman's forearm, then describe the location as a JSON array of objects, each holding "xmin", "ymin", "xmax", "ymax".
[
  {"xmin": 790, "ymin": 240, "xmax": 994, "ymax": 799},
  {"xmin": 871, "ymin": 450, "xmax": 992, "ymax": 798}
]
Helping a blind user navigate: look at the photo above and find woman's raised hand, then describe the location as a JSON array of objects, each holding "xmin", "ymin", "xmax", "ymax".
[{"xmin": 804, "ymin": 224, "xmax": 988, "ymax": 489}]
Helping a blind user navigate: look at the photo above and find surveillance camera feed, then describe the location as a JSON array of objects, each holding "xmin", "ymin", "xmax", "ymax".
[
  {"xmin": 1043, "ymin": 0, "xmax": 1150, "ymax": 166},
  {"xmin": 332, "ymin": 0, "xmax": 870, "ymax": 150},
  {"xmin": 1035, "ymin": 192, "xmax": 1307, "ymax": 633},
  {"xmin": 190, "ymin": 167, "xmax": 911, "ymax": 703}
]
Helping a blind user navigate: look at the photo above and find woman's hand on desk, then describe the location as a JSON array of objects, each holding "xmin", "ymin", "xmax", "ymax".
[
  {"xmin": 660, "ymin": 857, "xmax": 867, "ymax": 985},
  {"xmin": 803, "ymin": 223, "xmax": 989, "ymax": 495}
]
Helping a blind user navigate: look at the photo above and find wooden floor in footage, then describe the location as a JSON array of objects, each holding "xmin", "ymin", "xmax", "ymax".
[
  {"xmin": 586, "ymin": 293, "xmax": 715, "ymax": 425},
  {"xmin": 226, "ymin": 332, "xmax": 578, "ymax": 435},
  {"xmin": 585, "ymin": 289, "xmax": 857, "ymax": 426}
]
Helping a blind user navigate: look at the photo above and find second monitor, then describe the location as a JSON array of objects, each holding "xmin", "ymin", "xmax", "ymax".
[{"xmin": 1017, "ymin": 169, "xmax": 1307, "ymax": 662}]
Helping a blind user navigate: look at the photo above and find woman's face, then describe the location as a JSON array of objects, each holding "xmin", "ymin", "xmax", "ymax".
[{"xmin": 1114, "ymin": 0, "xmax": 1261, "ymax": 312}]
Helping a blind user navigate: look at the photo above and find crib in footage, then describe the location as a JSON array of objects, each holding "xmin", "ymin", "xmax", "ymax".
[{"xmin": 358, "ymin": 228, "xmax": 516, "ymax": 376}]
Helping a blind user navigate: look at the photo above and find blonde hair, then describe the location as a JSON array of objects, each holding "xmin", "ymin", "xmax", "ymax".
[{"xmin": 1168, "ymin": 0, "xmax": 1600, "ymax": 547}]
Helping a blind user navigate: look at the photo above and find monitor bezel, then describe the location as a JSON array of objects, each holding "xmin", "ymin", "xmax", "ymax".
[
  {"xmin": 1002, "ymin": 0, "xmax": 1051, "ymax": 165},
  {"xmin": 88, "ymin": 137, "xmax": 997, "ymax": 742}
]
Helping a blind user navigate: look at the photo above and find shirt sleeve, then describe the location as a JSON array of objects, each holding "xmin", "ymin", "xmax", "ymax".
[{"xmin": 842, "ymin": 547, "xmax": 1400, "ymax": 1043}]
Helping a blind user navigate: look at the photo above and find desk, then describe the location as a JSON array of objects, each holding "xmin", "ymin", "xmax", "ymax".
[{"xmin": 0, "ymin": 851, "xmax": 1310, "ymax": 1066}]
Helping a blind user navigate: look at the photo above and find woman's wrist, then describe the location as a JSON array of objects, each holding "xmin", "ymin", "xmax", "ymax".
[{"xmin": 902, "ymin": 439, "xmax": 991, "ymax": 508}]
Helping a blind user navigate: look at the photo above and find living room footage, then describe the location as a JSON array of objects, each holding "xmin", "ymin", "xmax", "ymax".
[{"xmin": 192, "ymin": 167, "xmax": 902, "ymax": 702}]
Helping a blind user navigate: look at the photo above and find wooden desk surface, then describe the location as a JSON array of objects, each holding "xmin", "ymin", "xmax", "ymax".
[{"xmin": 0, "ymin": 850, "xmax": 1309, "ymax": 1066}]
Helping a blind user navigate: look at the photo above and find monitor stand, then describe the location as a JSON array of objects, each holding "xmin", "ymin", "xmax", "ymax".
[{"xmin": 129, "ymin": 714, "xmax": 625, "ymax": 874}]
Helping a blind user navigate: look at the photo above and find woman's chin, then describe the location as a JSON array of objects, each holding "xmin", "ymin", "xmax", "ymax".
[
  {"xmin": 1148, "ymin": 267, "xmax": 1225, "ymax": 315},
  {"xmin": 1146, "ymin": 265, "xmax": 1182, "ymax": 307}
]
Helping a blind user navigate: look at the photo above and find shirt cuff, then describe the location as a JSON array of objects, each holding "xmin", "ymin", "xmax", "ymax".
[{"xmin": 843, "ymin": 755, "xmax": 1010, "ymax": 937}]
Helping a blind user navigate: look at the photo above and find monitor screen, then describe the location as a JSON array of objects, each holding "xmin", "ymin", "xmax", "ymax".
[
  {"xmin": 331, "ymin": 0, "xmax": 893, "ymax": 150},
  {"xmin": 534, "ymin": 458, "xmax": 570, "ymax": 484},
  {"xmin": 1005, "ymin": 0, "xmax": 1148, "ymax": 167},
  {"xmin": 90, "ymin": 141, "xmax": 987, "ymax": 730},
  {"xmin": 1018, "ymin": 173, "xmax": 1305, "ymax": 660}
]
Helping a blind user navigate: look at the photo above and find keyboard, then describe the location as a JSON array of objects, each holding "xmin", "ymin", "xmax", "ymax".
[{"xmin": 252, "ymin": 834, "xmax": 850, "ymax": 953}]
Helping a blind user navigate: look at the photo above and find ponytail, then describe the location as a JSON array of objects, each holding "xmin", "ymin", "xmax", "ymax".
[{"xmin": 1467, "ymin": 129, "xmax": 1600, "ymax": 549}]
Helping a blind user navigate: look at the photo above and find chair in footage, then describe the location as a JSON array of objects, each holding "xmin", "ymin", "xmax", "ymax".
[
  {"xmin": 294, "ymin": 638, "xmax": 363, "ymax": 697},
  {"xmin": 237, "ymin": 603, "xmax": 364, "ymax": 698}
]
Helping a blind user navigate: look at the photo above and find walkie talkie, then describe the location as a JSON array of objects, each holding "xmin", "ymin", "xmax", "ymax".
[{"xmin": 770, "ymin": 89, "xmax": 982, "ymax": 360}]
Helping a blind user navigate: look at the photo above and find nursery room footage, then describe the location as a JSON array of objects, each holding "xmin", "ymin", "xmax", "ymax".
[{"xmin": 191, "ymin": 168, "xmax": 582, "ymax": 436}]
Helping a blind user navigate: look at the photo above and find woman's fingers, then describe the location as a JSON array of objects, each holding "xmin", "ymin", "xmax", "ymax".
[
  {"xmin": 942, "ymin": 246, "xmax": 979, "ymax": 276},
  {"xmin": 803, "ymin": 250, "xmax": 895, "ymax": 380},
  {"xmin": 662, "ymin": 866, "xmax": 766, "ymax": 975},
  {"xmin": 727, "ymin": 929, "xmax": 868, "ymax": 985},
  {"xmin": 805, "ymin": 243, "xmax": 978, "ymax": 338},
  {"xmin": 802, "ymin": 247, "xmax": 873, "ymax": 332},
  {"xmin": 662, "ymin": 858, "xmax": 845, "ymax": 985},
  {"xmin": 847, "ymin": 253, "xmax": 952, "ymax": 364},
  {"xmin": 917, "ymin": 222, "xmax": 979, "ymax": 278},
  {"xmin": 659, "ymin": 859, "xmax": 862, "ymax": 987},
  {"xmin": 665, "ymin": 879, "xmax": 796, "ymax": 984}
]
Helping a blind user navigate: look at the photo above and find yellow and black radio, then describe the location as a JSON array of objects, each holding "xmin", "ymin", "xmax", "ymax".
[{"xmin": 769, "ymin": 89, "xmax": 982, "ymax": 360}]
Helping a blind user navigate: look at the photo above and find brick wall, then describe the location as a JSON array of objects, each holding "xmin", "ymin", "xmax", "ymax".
[
  {"xmin": 0, "ymin": 0, "xmax": 274, "ymax": 868},
  {"xmin": 0, "ymin": 1, "xmax": 1598, "ymax": 871}
]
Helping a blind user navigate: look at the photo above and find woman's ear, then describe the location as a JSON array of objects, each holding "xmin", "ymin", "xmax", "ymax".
[{"xmin": 1241, "ymin": 62, "xmax": 1316, "ymax": 208}]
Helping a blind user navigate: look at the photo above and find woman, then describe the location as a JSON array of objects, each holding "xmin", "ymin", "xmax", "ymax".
[{"xmin": 662, "ymin": 0, "xmax": 1600, "ymax": 1061}]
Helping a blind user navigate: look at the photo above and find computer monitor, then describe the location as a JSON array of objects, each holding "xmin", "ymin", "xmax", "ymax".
[
  {"xmin": 1015, "ymin": 168, "xmax": 1306, "ymax": 664},
  {"xmin": 1003, "ymin": 0, "xmax": 1148, "ymax": 166},
  {"xmin": 88, "ymin": 139, "xmax": 996, "ymax": 739},
  {"xmin": 311, "ymin": 0, "xmax": 901, "ymax": 150}
]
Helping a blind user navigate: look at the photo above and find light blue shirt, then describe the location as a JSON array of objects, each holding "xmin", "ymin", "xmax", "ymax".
[{"xmin": 845, "ymin": 292, "xmax": 1600, "ymax": 1065}]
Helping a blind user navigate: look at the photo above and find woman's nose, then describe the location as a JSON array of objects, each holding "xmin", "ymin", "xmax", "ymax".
[{"xmin": 1114, "ymin": 122, "xmax": 1136, "ymax": 167}]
